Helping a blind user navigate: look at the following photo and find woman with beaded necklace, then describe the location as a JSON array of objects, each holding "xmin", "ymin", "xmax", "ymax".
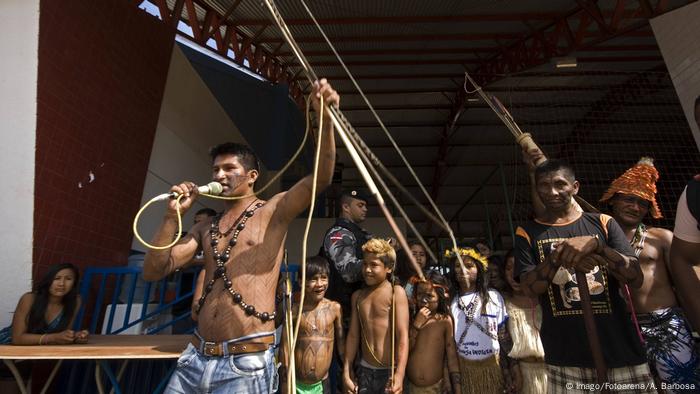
[{"xmin": 447, "ymin": 248, "xmax": 509, "ymax": 394}]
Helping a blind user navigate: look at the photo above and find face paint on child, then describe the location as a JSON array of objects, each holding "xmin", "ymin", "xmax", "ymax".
[{"xmin": 454, "ymin": 258, "xmax": 478, "ymax": 292}]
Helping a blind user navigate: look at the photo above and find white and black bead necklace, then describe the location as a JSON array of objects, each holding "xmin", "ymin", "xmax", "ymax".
[
  {"xmin": 195, "ymin": 199, "xmax": 274, "ymax": 323},
  {"xmin": 457, "ymin": 293, "xmax": 498, "ymax": 343}
]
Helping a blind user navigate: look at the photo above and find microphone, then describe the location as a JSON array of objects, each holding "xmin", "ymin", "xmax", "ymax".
[{"xmin": 154, "ymin": 182, "xmax": 223, "ymax": 202}]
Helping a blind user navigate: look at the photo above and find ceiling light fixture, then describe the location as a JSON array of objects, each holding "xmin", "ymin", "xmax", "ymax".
[{"xmin": 555, "ymin": 57, "xmax": 578, "ymax": 68}]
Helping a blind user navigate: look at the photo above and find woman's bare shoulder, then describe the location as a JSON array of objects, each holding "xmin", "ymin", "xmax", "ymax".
[{"xmin": 18, "ymin": 292, "xmax": 35, "ymax": 305}]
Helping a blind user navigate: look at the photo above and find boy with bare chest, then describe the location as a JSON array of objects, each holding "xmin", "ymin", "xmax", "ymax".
[
  {"xmin": 280, "ymin": 257, "xmax": 344, "ymax": 394},
  {"xmin": 344, "ymin": 239, "xmax": 409, "ymax": 394},
  {"xmin": 407, "ymin": 273, "xmax": 461, "ymax": 394}
]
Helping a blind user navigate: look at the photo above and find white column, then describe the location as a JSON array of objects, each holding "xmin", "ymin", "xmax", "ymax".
[
  {"xmin": 0, "ymin": 0, "xmax": 39, "ymax": 327},
  {"xmin": 651, "ymin": 2, "xmax": 700, "ymax": 152}
]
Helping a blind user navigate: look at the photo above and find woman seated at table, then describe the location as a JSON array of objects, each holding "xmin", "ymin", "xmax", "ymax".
[
  {"xmin": 0, "ymin": 263, "xmax": 89, "ymax": 393},
  {"xmin": 2, "ymin": 263, "xmax": 88, "ymax": 345}
]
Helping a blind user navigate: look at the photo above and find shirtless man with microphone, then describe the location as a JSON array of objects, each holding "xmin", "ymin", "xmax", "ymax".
[{"xmin": 143, "ymin": 79, "xmax": 339, "ymax": 393}]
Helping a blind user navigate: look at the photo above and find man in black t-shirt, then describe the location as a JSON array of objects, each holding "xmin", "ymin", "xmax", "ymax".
[{"xmin": 514, "ymin": 160, "xmax": 655, "ymax": 393}]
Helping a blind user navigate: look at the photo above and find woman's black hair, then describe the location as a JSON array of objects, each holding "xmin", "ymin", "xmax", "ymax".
[
  {"xmin": 493, "ymin": 249, "xmax": 515, "ymax": 297},
  {"xmin": 395, "ymin": 240, "xmax": 426, "ymax": 286},
  {"xmin": 448, "ymin": 252, "xmax": 490, "ymax": 313},
  {"xmin": 27, "ymin": 263, "xmax": 80, "ymax": 334}
]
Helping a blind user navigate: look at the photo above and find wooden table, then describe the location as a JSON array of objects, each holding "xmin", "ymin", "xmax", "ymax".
[{"xmin": 0, "ymin": 335, "xmax": 190, "ymax": 394}]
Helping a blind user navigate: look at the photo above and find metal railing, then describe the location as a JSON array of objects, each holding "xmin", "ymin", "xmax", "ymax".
[
  {"xmin": 75, "ymin": 265, "xmax": 202, "ymax": 335},
  {"xmin": 75, "ymin": 262, "xmax": 301, "ymax": 335}
]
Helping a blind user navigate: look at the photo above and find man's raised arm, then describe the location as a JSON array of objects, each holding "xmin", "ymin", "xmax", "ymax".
[
  {"xmin": 143, "ymin": 182, "xmax": 202, "ymax": 281},
  {"xmin": 272, "ymin": 79, "xmax": 339, "ymax": 225}
]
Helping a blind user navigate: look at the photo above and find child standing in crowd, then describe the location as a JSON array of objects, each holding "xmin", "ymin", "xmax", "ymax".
[
  {"xmin": 448, "ymin": 248, "xmax": 509, "ymax": 394},
  {"xmin": 407, "ymin": 272, "xmax": 461, "ymax": 394},
  {"xmin": 343, "ymin": 239, "xmax": 409, "ymax": 394},
  {"xmin": 279, "ymin": 257, "xmax": 344, "ymax": 394},
  {"xmin": 400, "ymin": 241, "xmax": 430, "ymax": 299},
  {"xmin": 495, "ymin": 251, "xmax": 547, "ymax": 394},
  {"xmin": 397, "ymin": 241, "xmax": 431, "ymax": 315}
]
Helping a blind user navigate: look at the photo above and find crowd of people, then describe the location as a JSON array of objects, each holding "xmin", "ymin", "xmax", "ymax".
[{"xmin": 1, "ymin": 82, "xmax": 700, "ymax": 394}]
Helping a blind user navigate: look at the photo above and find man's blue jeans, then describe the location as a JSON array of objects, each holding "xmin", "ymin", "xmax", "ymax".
[{"xmin": 165, "ymin": 333, "xmax": 278, "ymax": 394}]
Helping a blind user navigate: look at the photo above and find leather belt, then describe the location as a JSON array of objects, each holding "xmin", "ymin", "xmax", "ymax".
[{"xmin": 192, "ymin": 334, "xmax": 274, "ymax": 357}]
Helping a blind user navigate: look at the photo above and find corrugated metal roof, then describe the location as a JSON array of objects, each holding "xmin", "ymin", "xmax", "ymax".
[{"xmin": 178, "ymin": 0, "xmax": 697, "ymax": 240}]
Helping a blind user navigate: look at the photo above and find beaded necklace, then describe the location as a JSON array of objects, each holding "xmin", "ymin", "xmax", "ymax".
[
  {"xmin": 630, "ymin": 223, "xmax": 647, "ymax": 258},
  {"xmin": 457, "ymin": 293, "xmax": 498, "ymax": 343},
  {"xmin": 195, "ymin": 200, "xmax": 275, "ymax": 323}
]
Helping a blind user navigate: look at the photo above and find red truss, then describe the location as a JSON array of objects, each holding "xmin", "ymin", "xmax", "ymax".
[{"xmin": 147, "ymin": 0, "xmax": 305, "ymax": 107}]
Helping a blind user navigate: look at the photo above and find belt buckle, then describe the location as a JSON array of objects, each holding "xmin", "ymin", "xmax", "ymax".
[{"xmin": 203, "ymin": 341, "xmax": 219, "ymax": 356}]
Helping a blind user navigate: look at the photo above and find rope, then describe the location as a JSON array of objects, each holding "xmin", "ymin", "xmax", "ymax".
[
  {"xmin": 390, "ymin": 277, "xmax": 396, "ymax": 390},
  {"xmin": 282, "ymin": 254, "xmax": 296, "ymax": 393},
  {"xmin": 289, "ymin": 95, "xmax": 325, "ymax": 393},
  {"xmin": 299, "ymin": 0, "xmax": 453, "ymax": 260},
  {"xmin": 296, "ymin": 0, "xmax": 467, "ymax": 279},
  {"xmin": 258, "ymin": 3, "xmax": 475, "ymax": 388}
]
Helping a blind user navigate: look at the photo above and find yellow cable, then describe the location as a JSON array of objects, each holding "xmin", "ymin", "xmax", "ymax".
[
  {"xmin": 286, "ymin": 92, "xmax": 317, "ymax": 394},
  {"xmin": 132, "ymin": 194, "xmax": 184, "ymax": 250},
  {"xmin": 284, "ymin": 271, "xmax": 295, "ymax": 394},
  {"xmin": 286, "ymin": 299, "xmax": 294, "ymax": 394},
  {"xmin": 132, "ymin": 95, "xmax": 314, "ymax": 250},
  {"xmin": 290, "ymin": 95, "xmax": 324, "ymax": 394}
]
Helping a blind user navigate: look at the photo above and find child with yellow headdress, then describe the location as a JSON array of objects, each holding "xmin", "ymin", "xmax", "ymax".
[{"xmin": 446, "ymin": 247, "xmax": 510, "ymax": 394}]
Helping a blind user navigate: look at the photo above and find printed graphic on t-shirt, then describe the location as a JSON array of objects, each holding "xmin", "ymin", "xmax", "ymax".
[
  {"xmin": 536, "ymin": 237, "xmax": 612, "ymax": 317},
  {"xmin": 451, "ymin": 291, "xmax": 507, "ymax": 360}
]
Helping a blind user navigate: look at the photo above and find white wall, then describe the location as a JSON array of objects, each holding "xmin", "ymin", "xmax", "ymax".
[
  {"xmin": 651, "ymin": 2, "xmax": 700, "ymax": 151},
  {"xmin": 284, "ymin": 217, "xmax": 406, "ymax": 266},
  {"xmin": 132, "ymin": 45, "xmax": 281, "ymax": 252},
  {"xmin": 0, "ymin": 0, "xmax": 39, "ymax": 327}
]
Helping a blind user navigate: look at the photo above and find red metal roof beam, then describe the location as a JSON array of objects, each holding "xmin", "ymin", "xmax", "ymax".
[
  {"xmin": 146, "ymin": 0, "xmax": 306, "ymax": 107},
  {"xmin": 228, "ymin": 10, "xmax": 657, "ymax": 26},
  {"xmin": 258, "ymin": 30, "xmax": 652, "ymax": 44}
]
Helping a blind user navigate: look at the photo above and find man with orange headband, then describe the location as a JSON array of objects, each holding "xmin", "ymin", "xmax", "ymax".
[{"xmin": 600, "ymin": 158, "xmax": 700, "ymax": 390}]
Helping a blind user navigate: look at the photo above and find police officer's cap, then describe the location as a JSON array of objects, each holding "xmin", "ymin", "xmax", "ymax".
[{"xmin": 341, "ymin": 188, "xmax": 371, "ymax": 203}]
